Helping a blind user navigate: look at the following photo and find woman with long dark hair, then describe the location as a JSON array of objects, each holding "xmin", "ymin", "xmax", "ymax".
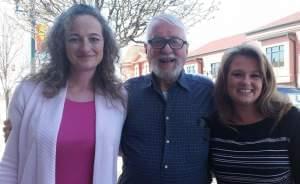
[{"xmin": 0, "ymin": 4, "xmax": 126, "ymax": 184}]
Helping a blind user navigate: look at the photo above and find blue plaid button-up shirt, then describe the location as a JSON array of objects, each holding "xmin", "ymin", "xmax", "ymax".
[{"xmin": 119, "ymin": 72, "xmax": 214, "ymax": 184}]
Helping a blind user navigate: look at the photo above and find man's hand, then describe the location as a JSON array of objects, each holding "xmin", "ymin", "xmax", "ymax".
[{"xmin": 3, "ymin": 119, "xmax": 12, "ymax": 142}]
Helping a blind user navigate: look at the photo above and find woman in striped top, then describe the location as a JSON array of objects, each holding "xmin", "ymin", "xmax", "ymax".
[{"xmin": 210, "ymin": 44, "xmax": 300, "ymax": 184}]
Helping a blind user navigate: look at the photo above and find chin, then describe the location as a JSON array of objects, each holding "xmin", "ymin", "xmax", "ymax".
[
  {"xmin": 235, "ymin": 101, "xmax": 256, "ymax": 106},
  {"xmin": 156, "ymin": 67, "xmax": 181, "ymax": 79},
  {"xmin": 156, "ymin": 71, "xmax": 179, "ymax": 81}
]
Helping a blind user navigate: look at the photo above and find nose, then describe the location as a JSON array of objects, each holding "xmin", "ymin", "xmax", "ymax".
[
  {"xmin": 160, "ymin": 42, "xmax": 173, "ymax": 54},
  {"xmin": 241, "ymin": 75, "xmax": 252, "ymax": 84},
  {"xmin": 79, "ymin": 38, "xmax": 91, "ymax": 52}
]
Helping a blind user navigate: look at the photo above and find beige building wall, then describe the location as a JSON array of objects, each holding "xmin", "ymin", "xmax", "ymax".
[
  {"xmin": 296, "ymin": 31, "xmax": 300, "ymax": 87},
  {"xmin": 200, "ymin": 52, "xmax": 224, "ymax": 81}
]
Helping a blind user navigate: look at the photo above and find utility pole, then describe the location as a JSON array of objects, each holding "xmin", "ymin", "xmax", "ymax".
[
  {"xmin": 29, "ymin": 1, "xmax": 36, "ymax": 73},
  {"xmin": 29, "ymin": 0, "xmax": 36, "ymax": 73}
]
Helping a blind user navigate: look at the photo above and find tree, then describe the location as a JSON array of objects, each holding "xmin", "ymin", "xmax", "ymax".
[
  {"xmin": 11, "ymin": 0, "xmax": 219, "ymax": 47},
  {"xmin": 0, "ymin": 13, "xmax": 29, "ymax": 116}
]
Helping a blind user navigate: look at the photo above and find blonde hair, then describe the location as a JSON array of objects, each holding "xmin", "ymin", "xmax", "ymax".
[{"xmin": 214, "ymin": 44, "xmax": 292, "ymax": 129}]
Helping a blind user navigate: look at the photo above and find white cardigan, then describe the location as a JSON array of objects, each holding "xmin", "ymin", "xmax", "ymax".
[{"xmin": 0, "ymin": 80, "xmax": 126, "ymax": 184}]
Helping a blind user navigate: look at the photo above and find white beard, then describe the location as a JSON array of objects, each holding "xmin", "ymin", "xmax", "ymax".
[{"xmin": 150, "ymin": 61, "xmax": 182, "ymax": 82}]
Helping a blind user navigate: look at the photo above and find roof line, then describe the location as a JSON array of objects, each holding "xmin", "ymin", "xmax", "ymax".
[{"xmin": 247, "ymin": 20, "xmax": 300, "ymax": 35}]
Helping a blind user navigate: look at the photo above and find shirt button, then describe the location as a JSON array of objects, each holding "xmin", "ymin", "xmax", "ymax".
[
  {"xmin": 166, "ymin": 139, "xmax": 170, "ymax": 144},
  {"xmin": 165, "ymin": 116, "xmax": 169, "ymax": 120},
  {"xmin": 164, "ymin": 164, "xmax": 168, "ymax": 169}
]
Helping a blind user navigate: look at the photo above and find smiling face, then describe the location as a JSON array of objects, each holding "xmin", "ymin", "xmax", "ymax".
[
  {"xmin": 145, "ymin": 19, "xmax": 188, "ymax": 83},
  {"xmin": 226, "ymin": 55, "xmax": 263, "ymax": 108},
  {"xmin": 65, "ymin": 15, "xmax": 104, "ymax": 73}
]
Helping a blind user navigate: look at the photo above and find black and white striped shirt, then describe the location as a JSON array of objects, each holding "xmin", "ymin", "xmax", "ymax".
[{"xmin": 209, "ymin": 107, "xmax": 300, "ymax": 184}]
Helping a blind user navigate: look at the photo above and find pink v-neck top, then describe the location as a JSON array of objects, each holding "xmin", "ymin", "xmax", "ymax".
[{"xmin": 56, "ymin": 99, "xmax": 96, "ymax": 184}]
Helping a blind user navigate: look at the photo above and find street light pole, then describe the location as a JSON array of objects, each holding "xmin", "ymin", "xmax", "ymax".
[
  {"xmin": 29, "ymin": 0, "xmax": 36, "ymax": 73},
  {"xmin": 30, "ymin": 10, "xmax": 36, "ymax": 73}
]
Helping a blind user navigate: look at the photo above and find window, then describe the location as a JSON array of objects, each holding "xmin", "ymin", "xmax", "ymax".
[
  {"xmin": 134, "ymin": 64, "xmax": 139, "ymax": 77},
  {"xmin": 266, "ymin": 45, "xmax": 284, "ymax": 67},
  {"xmin": 184, "ymin": 64, "xmax": 197, "ymax": 74},
  {"xmin": 211, "ymin": 62, "xmax": 220, "ymax": 77},
  {"xmin": 142, "ymin": 62, "xmax": 149, "ymax": 75}
]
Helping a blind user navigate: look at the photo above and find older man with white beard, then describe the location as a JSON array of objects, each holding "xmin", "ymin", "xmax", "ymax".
[{"xmin": 119, "ymin": 14, "xmax": 215, "ymax": 184}]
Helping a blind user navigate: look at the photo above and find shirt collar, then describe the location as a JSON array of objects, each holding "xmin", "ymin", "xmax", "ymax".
[{"xmin": 144, "ymin": 71, "xmax": 191, "ymax": 91}]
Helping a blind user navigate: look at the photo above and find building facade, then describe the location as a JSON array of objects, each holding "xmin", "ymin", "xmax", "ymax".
[
  {"xmin": 188, "ymin": 11, "xmax": 300, "ymax": 86},
  {"xmin": 120, "ymin": 11, "xmax": 300, "ymax": 87},
  {"xmin": 119, "ymin": 44, "xmax": 203, "ymax": 80}
]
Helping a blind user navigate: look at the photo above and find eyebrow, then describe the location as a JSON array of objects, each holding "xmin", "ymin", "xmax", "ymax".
[
  {"xmin": 67, "ymin": 33, "xmax": 102, "ymax": 37},
  {"xmin": 89, "ymin": 33, "xmax": 103, "ymax": 37},
  {"xmin": 231, "ymin": 69, "xmax": 261, "ymax": 73},
  {"xmin": 151, "ymin": 36, "xmax": 183, "ymax": 39}
]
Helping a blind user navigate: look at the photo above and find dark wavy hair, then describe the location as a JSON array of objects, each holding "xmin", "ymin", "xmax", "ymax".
[
  {"xmin": 214, "ymin": 44, "xmax": 292, "ymax": 127},
  {"xmin": 28, "ymin": 4, "xmax": 125, "ymax": 106}
]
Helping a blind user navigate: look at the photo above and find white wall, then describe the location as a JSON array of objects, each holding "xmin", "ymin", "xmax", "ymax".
[
  {"xmin": 201, "ymin": 52, "xmax": 224, "ymax": 81},
  {"xmin": 297, "ymin": 31, "xmax": 300, "ymax": 87}
]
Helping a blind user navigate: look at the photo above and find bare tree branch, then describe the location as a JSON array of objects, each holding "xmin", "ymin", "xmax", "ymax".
[
  {"xmin": 0, "ymin": 13, "xmax": 29, "ymax": 116},
  {"xmin": 8, "ymin": 0, "xmax": 219, "ymax": 47}
]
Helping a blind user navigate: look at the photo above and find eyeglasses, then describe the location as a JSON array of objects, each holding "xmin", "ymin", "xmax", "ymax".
[{"xmin": 148, "ymin": 37, "xmax": 188, "ymax": 49}]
